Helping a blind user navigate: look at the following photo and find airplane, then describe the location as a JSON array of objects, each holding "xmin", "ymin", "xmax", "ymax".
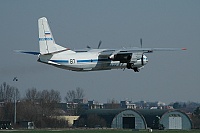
[{"xmin": 17, "ymin": 17, "xmax": 186, "ymax": 72}]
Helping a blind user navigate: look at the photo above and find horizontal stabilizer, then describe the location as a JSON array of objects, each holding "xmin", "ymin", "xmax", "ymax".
[{"xmin": 15, "ymin": 50, "xmax": 40, "ymax": 55}]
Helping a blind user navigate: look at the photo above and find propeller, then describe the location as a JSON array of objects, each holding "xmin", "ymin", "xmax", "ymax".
[
  {"xmin": 13, "ymin": 77, "xmax": 18, "ymax": 81},
  {"xmin": 87, "ymin": 45, "xmax": 91, "ymax": 49},
  {"xmin": 98, "ymin": 40, "xmax": 102, "ymax": 49},
  {"xmin": 140, "ymin": 38, "xmax": 144, "ymax": 65},
  {"xmin": 86, "ymin": 40, "xmax": 102, "ymax": 49}
]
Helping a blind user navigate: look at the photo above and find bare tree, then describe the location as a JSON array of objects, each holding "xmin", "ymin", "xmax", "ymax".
[
  {"xmin": 76, "ymin": 87, "xmax": 85, "ymax": 100},
  {"xmin": 25, "ymin": 88, "xmax": 38, "ymax": 102},
  {"xmin": 25, "ymin": 88, "xmax": 61, "ymax": 104},
  {"xmin": 37, "ymin": 89, "xmax": 61, "ymax": 104},
  {"xmin": 25, "ymin": 89, "xmax": 61, "ymax": 116},
  {"xmin": 20, "ymin": 88, "xmax": 63, "ymax": 128},
  {"xmin": 17, "ymin": 101, "xmax": 42, "ymax": 121},
  {"xmin": 0, "ymin": 82, "xmax": 19, "ymax": 102},
  {"xmin": 0, "ymin": 82, "xmax": 20, "ymax": 122},
  {"xmin": 191, "ymin": 107, "xmax": 200, "ymax": 129},
  {"xmin": 65, "ymin": 87, "xmax": 85, "ymax": 102},
  {"xmin": 49, "ymin": 89, "xmax": 61, "ymax": 103}
]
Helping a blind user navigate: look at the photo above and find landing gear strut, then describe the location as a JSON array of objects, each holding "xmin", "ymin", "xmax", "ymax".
[
  {"xmin": 127, "ymin": 63, "xmax": 132, "ymax": 69},
  {"xmin": 127, "ymin": 63, "xmax": 139, "ymax": 72}
]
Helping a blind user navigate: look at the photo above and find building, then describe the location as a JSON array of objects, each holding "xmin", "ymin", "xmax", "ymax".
[
  {"xmin": 160, "ymin": 110, "xmax": 192, "ymax": 130},
  {"xmin": 17, "ymin": 121, "xmax": 34, "ymax": 129},
  {"xmin": 55, "ymin": 116, "xmax": 79, "ymax": 127},
  {"xmin": 138, "ymin": 109, "xmax": 192, "ymax": 130},
  {"xmin": 88, "ymin": 100, "xmax": 103, "ymax": 109},
  {"xmin": 77, "ymin": 109, "xmax": 147, "ymax": 129},
  {"xmin": 77, "ymin": 109, "xmax": 192, "ymax": 130},
  {"xmin": 121, "ymin": 101, "xmax": 136, "ymax": 109},
  {"xmin": 103, "ymin": 103, "xmax": 121, "ymax": 109}
]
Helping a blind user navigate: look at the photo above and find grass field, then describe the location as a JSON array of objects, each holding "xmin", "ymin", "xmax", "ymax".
[{"xmin": 0, "ymin": 129, "xmax": 200, "ymax": 133}]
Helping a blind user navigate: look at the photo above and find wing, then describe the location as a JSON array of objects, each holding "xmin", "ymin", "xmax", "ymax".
[
  {"xmin": 100, "ymin": 47, "xmax": 186, "ymax": 63},
  {"xmin": 112, "ymin": 47, "xmax": 186, "ymax": 53}
]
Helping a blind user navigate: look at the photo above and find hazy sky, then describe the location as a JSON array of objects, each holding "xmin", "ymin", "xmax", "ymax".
[{"xmin": 0, "ymin": 0, "xmax": 199, "ymax": 104}]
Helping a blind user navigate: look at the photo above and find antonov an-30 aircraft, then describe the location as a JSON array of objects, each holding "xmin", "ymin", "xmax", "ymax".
[{"xmin": 18, "ymin": 17, "xmax": 186, "ymax": 72}]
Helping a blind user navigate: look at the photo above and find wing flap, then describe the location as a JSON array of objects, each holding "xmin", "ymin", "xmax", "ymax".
[{"xmin": 107, "ymin": 47, "xmax": 186, "ymax": 63}]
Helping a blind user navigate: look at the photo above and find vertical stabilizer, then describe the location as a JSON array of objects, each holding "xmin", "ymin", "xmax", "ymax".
[{"xmin": 38, "ymin": 17, "xmax": 66, "ymax": 54}]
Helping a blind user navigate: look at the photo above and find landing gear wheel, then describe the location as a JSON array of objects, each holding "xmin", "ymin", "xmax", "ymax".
[
  {"xmin": 127, "ymin": 63, "xmax": 131, "ymax": 69},
  {"xmin": 127, "ymin": 63, "xmax": 135, "ymax": 69},
  {"xmin": 133, "ymin": 67, "xmax": 139, "ymax": 72}
]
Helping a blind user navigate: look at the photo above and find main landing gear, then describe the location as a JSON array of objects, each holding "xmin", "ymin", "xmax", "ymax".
[{"xmin": 127, "ymin": 63, "xmax": 139, "ymax": 72}]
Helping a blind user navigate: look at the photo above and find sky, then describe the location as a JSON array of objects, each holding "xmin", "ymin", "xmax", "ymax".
[{"xmin": 0, "ymin": 0, "xmax": 199, "ymax": 104}]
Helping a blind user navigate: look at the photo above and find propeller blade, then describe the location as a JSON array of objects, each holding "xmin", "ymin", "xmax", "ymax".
[
  {"xmin": 140, "ymin": 38, "xmax": 144, "ymax": 65},
  {"xmin": 98, "ymin": 40, "xmax": 102, "ymax": 49},
  {"xmin": 87, "ymin": 45, "xmax": 91, "ymax": 49},
  {"xmin": 140, "ymin": 38, "xmax": 142, "ymax": 48},
  {"xmin": 141, "ymin": 54, "xmax": 144, "ymax": 65}
]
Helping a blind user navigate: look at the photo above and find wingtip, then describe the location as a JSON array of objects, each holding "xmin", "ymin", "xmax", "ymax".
[{"xmin": 182, "ymin": 48, "xmax": 187, "ymax": 50}]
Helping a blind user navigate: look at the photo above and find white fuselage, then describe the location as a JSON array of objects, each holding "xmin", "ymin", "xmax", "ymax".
[{"xmin": 38, "ymin": 49, "xmax": 148, "ymax": 72}]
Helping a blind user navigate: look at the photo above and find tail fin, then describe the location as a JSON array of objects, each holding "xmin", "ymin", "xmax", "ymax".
[{"xmin": 38, "ymin": 17, "xmax": 66, "ymax": 54}]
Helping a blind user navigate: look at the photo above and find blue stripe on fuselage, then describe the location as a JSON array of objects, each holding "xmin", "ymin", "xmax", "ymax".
[
  {"xmin": 50, "ymin": 60, "xmax": 69, "ymax": 63},
  {"xmin": 39, "ymin": 38, "xmax": 53, "ymax": 41},
  {"xmin": 50, "ymin": 59, "xmax": 110, "ymax": 64},
  {"xmin": 77, "ymin": 59, "xmax": 98, "ymax": 63}
]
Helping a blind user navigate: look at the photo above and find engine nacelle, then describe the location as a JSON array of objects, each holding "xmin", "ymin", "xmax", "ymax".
[
  {"xmin": 109, "ymin": 53, "xmax": 131, "ymax": 63},
  {"xmin": 134, "ymin": 54, "xmax": 148, "ymax": 66},
  {"xmin": 109, "ymin": 52, "xmax": 143, "ymax": 63},
  {"xmin": 127, "ymin": 54, "xmax": 148, "ymax": 72},
  {"xmin": 129, "ymin": 53, "xmax": 143, "ymax": 63}
]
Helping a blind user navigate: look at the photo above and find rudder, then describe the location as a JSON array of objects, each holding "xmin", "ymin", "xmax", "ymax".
[{"xmin": 38, "ymin": 17, "xmax": 66, "ymax": 54}]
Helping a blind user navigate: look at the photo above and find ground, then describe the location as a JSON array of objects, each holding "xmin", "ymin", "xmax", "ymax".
[{"xmin": 0, "ymin": 129, "xmax": 200, "ymax": 133}]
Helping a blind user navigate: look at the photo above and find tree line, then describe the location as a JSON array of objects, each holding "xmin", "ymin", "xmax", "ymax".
[
  {"xmin": 0, "ymin": 82, "xmax": 84, "ymax": 128},
  {"xmin": 1, "ymin": 82, "xmax": 200, "ymax": 129}
]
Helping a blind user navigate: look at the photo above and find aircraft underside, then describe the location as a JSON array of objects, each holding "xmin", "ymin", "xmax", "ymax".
[{"xmin": 38, "ymin": 58, "xmax": 143, "ymax": 72}]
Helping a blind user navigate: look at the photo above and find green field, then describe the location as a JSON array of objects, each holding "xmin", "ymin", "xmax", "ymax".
[{"xmin": 0, "ymin": 129, "xmax": 200, "ymax": 133}]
